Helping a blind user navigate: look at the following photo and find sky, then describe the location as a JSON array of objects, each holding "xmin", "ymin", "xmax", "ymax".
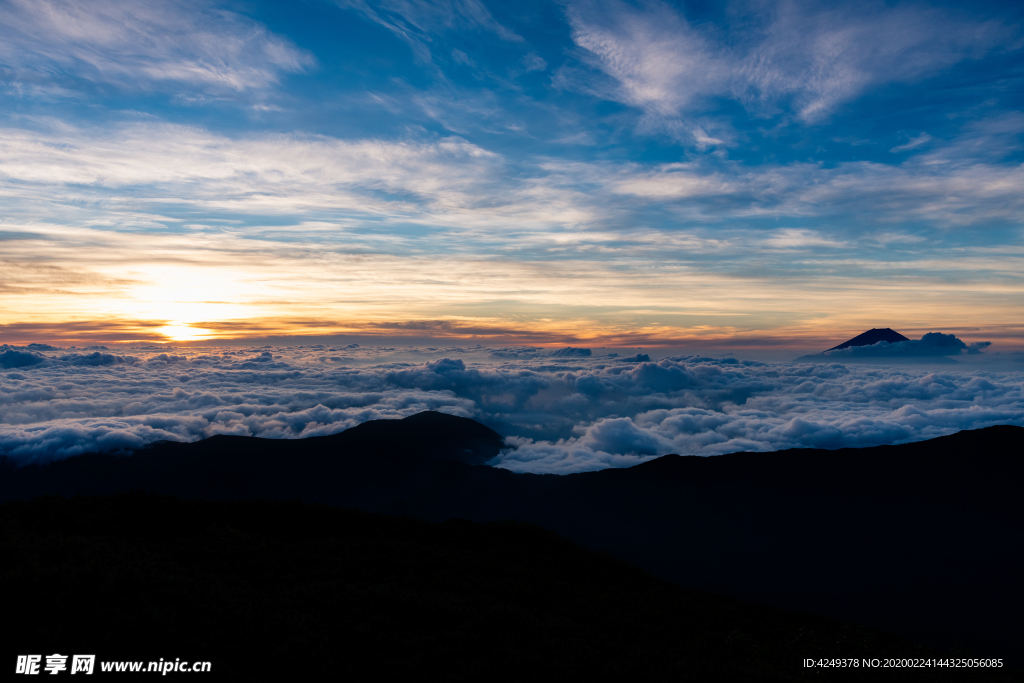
[{"xmin": 0, "ymin": 0, "xmax": 1023, "ymax": 353}]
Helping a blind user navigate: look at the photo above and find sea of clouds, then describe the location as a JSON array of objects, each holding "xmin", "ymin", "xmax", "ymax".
[{"xmin": 1, "ymin": 343, "xmax": 1022, "ymax": 473}]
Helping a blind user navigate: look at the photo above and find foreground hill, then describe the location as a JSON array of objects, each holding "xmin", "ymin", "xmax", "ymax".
[
  {"xmin": 2, "ymin": 412, "xmax": 1022, "ymax": 668},
  {"xmin": 2, "ymin": 493, "xmax": 1018, "ymax": 682}
]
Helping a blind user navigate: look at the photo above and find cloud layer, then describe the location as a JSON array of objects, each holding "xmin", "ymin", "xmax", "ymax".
[{"xmin": 2, "ymin": 345, "xmax": 1021, "ymax": 473}]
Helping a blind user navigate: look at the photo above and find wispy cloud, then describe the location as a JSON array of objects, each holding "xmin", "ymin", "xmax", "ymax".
[
  {"xmin": 0, "ymin": 0, "xmax": 313, "ymax": 95},
  {"xmin": 762, "ymin": 229, "xmax": 848, "ymax": 249},
  {"xmin": 559, "ymin": 0, "xmax": 1012, "ymax": 134},
  {"xmin": 9, "ymin": 116, "xmax": 1023, "ymax": 236},
  {"xmin": 891, "ymin": 133, "xmax": 933, "ymax": 153},
  {"xmin": 563, "ymin": 0, "xmax": 727, "ymax": 118},
  {"xmin": 0, "ymin": 122, "xmax": 505, "ymax": 219},
  {"xmin": 340, "ymin": 0, "xmax": 522, "ymax": 63}
]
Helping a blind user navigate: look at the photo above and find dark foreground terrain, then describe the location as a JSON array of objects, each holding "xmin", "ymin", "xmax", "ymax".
[
  {"xmin": 2, "ymin": 493, "xmax": 1018, "ymax": 682},
  {"xmin": 2, "ymin": 413, "xmax": 1022, "ymax": 675}
]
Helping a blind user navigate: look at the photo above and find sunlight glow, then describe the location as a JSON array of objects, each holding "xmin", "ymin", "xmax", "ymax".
[{"xmin": 157, "ymin": 323, "xmax": 215, "ymax": 342}]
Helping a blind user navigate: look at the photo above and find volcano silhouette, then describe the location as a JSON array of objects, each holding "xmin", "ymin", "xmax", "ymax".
[{"xmin": 827, "ymin": 328, "xmax": 909, "ymax": 351}]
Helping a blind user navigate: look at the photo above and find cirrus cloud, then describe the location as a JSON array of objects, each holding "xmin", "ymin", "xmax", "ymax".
[
  {"xmin": 560, "ymin": 0, "xmax": 1013, "ymax": 132},
  {"xmin": 0, "ymin": 0, "xmax": 313, "ymax": 95}
]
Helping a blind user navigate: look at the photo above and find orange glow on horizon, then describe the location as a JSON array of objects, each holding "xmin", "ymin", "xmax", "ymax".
[
  {"xmin": 2, "ymin": 227, "xmax": 1022, "ymax": 352},
  {"xmin": 155, "ymin": 323, "xmax": 216, "ymax": 342},
  {"xmin": 3, "ymin": 314, "xmax": 1023, "ymax": 354}
]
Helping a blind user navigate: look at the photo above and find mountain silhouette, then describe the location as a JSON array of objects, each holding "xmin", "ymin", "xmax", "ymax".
[
  {"xmin": 322, "ymin": 410, "xmax": 503, "ymax": 464},
  {"xmin": 9, "ymin": 494, "xmax": 1008, "ymax": 682},
  {"xmin": 827, "ymin": 327, "xmax": 909, "ymax": 351},
  {"xmin": 2, "ymin": 414, "xmax": 1022, "ymax": 668}
]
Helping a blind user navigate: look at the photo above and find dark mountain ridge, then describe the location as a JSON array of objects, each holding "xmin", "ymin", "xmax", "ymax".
[
  {"xmin": 9, "ymin": 493, "xmax": 1014, "ymax": 682},
  {"xmin": 323, "ymin": 410, "xmax": 504, "ymax": 464},
  {"xmin": 2, "ymin": 412, "xmax": 1022, "ymax": 668}
]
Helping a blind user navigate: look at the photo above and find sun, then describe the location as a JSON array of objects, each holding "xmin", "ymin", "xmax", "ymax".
[{"xmin": 157, "ymin": 323, "xmax": 214, "ymax": 342}]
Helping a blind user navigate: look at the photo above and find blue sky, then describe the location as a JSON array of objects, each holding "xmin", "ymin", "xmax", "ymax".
[{"xmin": 0, "ymin": 0, "xmax": 1022, "ymax": 350}]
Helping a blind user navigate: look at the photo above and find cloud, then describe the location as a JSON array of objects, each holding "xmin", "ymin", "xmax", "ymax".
[
  {"xmin": 520, "ymin": 53, "xmax": 547, "ymax": 73},
  {"xmin": 762, "ymin": 229, "xmax": 848, "ymax": 249},
  {"xmin": 577, "ymin": 416, "xmax": 664, "ymax": 455},
  {"xmin": 548, "ymin": 347, "xmax": 591, "ymax": 358},
  {"xmin": 58, "ymin": 351, "xmax": 139, "ymax": 366},
  {"xmin": 0, "ymin": 0, "xmax": 313, "ymax": 95},
  {"xmin": 341, "ymin": 0, "xmax": 521, "ymax": 63},
  {"xmin": 0, "ymin": 122, "xmax": 504, "ymax": 220},
  {"xmin": 0, "ymin": 348, "xmax": 45, "ymax": 369},
  {"xmin": 2, "ymin": 117, "xmax": 1022, "ymax": 243},
  {"xmin": 489, "ymin": 347, "xmax": 543, "ymax": 359},
  {"xmin": 891, "ymin": 133, "xmax": 934, "ymax": 153},
  {"xmin": 563, "ymin": 0, "xmax": 728, "ymax": 121},
  {"xmin": 739, "ymin": 2, "xmax": 1007, "ymax": 122},
  {"xmin": 560, "ymin": 0, "xmax": 1011, "ymax": 130},
  {"xmin": 1, "ymin": 347, "xmax": 1021, "ymax": 474}
]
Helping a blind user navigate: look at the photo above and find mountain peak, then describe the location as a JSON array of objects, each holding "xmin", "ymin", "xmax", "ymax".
[
  {"xmin": 827, "ymin": 328, "xmax": 909, "ymax": 352},
  {"xmin": 329, "ymin": 411, "xmax": 504, "ymax": 465}
]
